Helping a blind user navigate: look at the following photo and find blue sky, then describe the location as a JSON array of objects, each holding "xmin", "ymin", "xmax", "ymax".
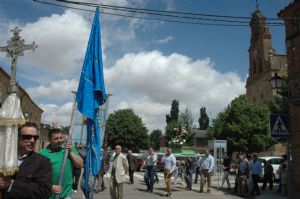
[{"xmin": 0, "ymin": 0, "xmax": 292, "ymax": 132}]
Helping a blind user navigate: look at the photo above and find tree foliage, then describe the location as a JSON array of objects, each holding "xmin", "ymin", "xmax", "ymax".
[
  {"xmin": 106, "ymin": 109, "xmax": 149, "ymax": 152},
  {"xmin": 266, "ymin": 95, "xmax": 288, "ymax": 114},
  {"xmin": 207, "ymin": 95, "xmax": 275, "ymax": 153},
  {"xmin": 198, "ymin": 107, "xmax": 209, "ymax": 130},
  {"xmin": 179, "ymin": 108, "xmax": 193, "ymax": 129},
  {"xmin": 266, "ymin": 76, "xmax": 288, "ymax": 114},
  {"xmin": 179, "ymin": 108, "xmax": 195, "ymax": 146},
  {"xmin": 166, "ymin": 100, "xmax": 179, "ymax": 124},
  {"xmin": 165, "ymin": 99, "xmax": 180, "ymax": 146},
  {"xmin": 150, "ymin": 129, "xmax": 162, "ymax": 150},
  {"xmin": 165, "ymin": 101, "xmax": 195, "ymax": 147},
  {"xmin": 165, "ymin": 121, "xmax": 179, "ymax": 147}
]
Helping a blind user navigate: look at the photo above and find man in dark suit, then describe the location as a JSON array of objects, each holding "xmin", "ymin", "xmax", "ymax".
[
  {"xmin": 0, "ymin": 122, "xmax": 52, "ymax": 199},
  {"xmin": 126, "ymin": 150, "xmax": 137, "ymax": 184}
]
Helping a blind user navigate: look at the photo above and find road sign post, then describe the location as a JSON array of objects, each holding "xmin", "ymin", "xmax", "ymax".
[
  {"xmin": 269, "ymin": 114, "xmax": 292, "ymax": 198},
  {"xmin": 270, "ymin": 114, "xmax": 290, "ymax": 138}
]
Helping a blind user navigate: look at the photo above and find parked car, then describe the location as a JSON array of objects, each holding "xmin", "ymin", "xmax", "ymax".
[
  {"xmin": 258, "ymin": 156, "xmax": 283, "ymax": 182},
  {"xmin": 156, "ymin": 154, "xmax": 165, "ymax": 171},
  {"xmin": 135, "ymin": 153, "xmax": 147, "ymax": 171}
]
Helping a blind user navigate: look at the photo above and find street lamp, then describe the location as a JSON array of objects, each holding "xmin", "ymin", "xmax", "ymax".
[
  {"xmin": 270, "ymin": 73, "xmax": 293, "ymax": 198},
  {"xmin": 270, "ymin": 73, "xmax": 288, "ymax": 97},
  {"xmin": 270, "ymin": 73, "xmax": 284, "ymax": 91}
]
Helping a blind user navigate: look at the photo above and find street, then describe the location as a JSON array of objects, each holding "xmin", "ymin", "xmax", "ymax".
[{"xmin": 73, "ymin": 172, "xmax": 288, "ymax": 199}]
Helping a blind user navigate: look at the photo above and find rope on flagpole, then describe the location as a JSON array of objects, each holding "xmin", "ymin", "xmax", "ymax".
[{"xmin": 55, "ymin": 91, "xmax": 77, "ymax": 199}]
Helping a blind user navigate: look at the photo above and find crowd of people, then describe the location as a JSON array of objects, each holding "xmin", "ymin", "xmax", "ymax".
[
  {"xmin": 138, "ymin": 148, "xmax": 288, "ymax": 198},
  {"xmin": 0, "ymin": 122, "xmax": 289, "ymax": 199},
  {"xmin": 231, "ymin": 152, "xmax": 288, "ymax": 197}
]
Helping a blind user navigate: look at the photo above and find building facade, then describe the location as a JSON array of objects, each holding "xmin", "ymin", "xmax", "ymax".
[
  {"xmin": 0, "ymin": 66, "xmax": 47, "ymax": 151},
  {"xmin": 192, "ymin": 128, "xmax": 207, "ymax": 153},
  {"xmin": 278, "ymin": 0, "xmax": 300, "ymax": 197},
  {"xmin": 246, "ymin": 10, "xmax": 287, "ymax": 104}
]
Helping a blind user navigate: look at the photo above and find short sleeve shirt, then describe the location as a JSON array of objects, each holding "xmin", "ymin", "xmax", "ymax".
[{"xmin": 40, "ymin": 145, "xmax": 80, "ymax": 199}]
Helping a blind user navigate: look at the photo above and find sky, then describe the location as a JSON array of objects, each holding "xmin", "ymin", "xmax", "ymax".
[{"xmin": 0, "ymin": 0, "xmax": 293, "ymax": 133}]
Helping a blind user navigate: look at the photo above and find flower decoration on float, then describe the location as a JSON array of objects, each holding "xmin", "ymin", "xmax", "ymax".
[{"xmin": 168, "ymin": 126, "xmax": 190, "ymax": 149}]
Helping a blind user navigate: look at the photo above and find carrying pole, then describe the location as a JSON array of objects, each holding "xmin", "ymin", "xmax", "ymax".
[{"xmin": 55, "ymin": 92, "xmax": 77, "ymax": 199}]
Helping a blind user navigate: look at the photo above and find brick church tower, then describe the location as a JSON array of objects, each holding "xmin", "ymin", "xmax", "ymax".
[{"xmin": 246, "ymin": 10, "xmax": 287, "ymax": 104}]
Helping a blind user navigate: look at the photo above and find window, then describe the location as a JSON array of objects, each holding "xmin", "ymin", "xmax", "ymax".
[{"xmin": 268, "ymin": 158, "xmax": 281, "ymax": 165}]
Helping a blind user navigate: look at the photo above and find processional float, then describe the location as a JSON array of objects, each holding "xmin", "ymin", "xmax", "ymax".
[{"xmin": 0, "ymin": 27, "xmax": 37, "ymax": 198}]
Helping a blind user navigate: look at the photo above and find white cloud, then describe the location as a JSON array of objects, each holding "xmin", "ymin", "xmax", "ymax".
[
  {"xmin": 1, "ymin": 4, "xmax": 246, "ymax": 132},
  {"xmin": 33, "ymin": 51, "xmax": 245, "ymax": 132},
  {"xmin": 106, "ymin": 51, "xmax": 246, "ymax": 131},
  {"xmin": 19, "ymin": 10, "xmax": 90, "ymax": 75},
  {"xmin": 40, "ymin": 102, "xmax": 73, "ymax": 126},
  {"xmin": 153, "ymin": 36, "xmax": 174, "ymax": 44},
  {"xmin": 114, "ymin": 96, "xmax": 170, "ymax": 131},
  {"xmin": 0, "ymin": 5, "xmax": 153, "ymax": 76},
  {"xmin": 27, "ymin": 79, "xmax": 78, "ymax": 100},
  {"xmin": 161, "ymin": 0, "xmax": 176, "ymax": 11}
]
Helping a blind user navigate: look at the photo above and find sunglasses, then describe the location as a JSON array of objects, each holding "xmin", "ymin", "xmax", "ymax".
[{"xmin": 20, "ymin": 134, "xmax": 39, "ymax": 141}]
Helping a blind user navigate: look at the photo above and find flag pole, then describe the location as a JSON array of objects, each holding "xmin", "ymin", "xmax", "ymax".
[{"xmin": 55, "ymin": 91, "xmax": 77, "ymax": 199}]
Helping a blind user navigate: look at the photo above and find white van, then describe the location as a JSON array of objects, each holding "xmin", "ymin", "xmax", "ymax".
[{"xmin": 258, "ymin": 156, "xmax": 283, "ymax": 182}]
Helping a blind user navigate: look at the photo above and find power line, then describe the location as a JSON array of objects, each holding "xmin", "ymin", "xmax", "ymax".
[
  {"xmin": 56, "ymin": 0, "xmax": 285, "ymax": 25},
  {"xmin": 57, "ymin": 0, "xmax": 287, "ymax": 21},
  {"xmin": 33, "ymin": 0, "xmax": 250, "ymax": 26},
  {"xmin": 33, "ymin": 0, "xmax": 284, "ymax": 27}
]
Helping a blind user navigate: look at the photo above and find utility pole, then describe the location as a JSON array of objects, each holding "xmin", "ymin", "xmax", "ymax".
[{"xmin": 0, "ymin": 27, "xmax": 37, "ymax": 93}]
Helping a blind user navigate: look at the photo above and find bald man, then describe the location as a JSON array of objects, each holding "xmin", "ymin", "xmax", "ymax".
[{"xmin": 108, "ymin": 145, "xmax": 129, "ymax": 199}]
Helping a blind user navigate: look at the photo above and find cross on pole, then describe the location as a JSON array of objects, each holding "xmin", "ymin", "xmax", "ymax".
[
  {"xmin": 0, "ymin": 27, "xmax": 37, "ymax": 93},
  {"xmin": 255, "ymin": 0, "xmax": 260, "ymax": 10}
]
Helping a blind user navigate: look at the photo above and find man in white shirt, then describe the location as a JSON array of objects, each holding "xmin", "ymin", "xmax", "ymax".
[
  {"xmin": 198, "ymin": 148, "xmax": 214, "ymax": 193},
  {"xmin": 161, "ymin": 148, "xmax": 176, "ymax": 197},
  {"xmin": 141, "ymin": 147, "xmax": 157, "ymax": 192}
]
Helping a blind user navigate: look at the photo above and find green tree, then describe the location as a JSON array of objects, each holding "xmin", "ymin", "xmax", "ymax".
[
  {"xmin": 165, "ymin": 121, "xmax": 179, "ymax": 147},
  {"xmin": 150, "ymin": 129, "xmax": 162, "ymax": 150},
  {"xmin": 207, "ymin": 95, "xmax": 275, "ymax": 153},
  {"xmin": 266, "ymin": 95, "xmax": 288, "ymax": 114},
  {"xmin": 179, "ymin": 108, "xmax": 195, "ymax": 146},
  {"xmin": 266, "ymin": 76, "xmax": 288, "ymax": 114},
  {"xmin": 198, "ymin": 107, "xmax": 209, "ymax": 130},
  {"xmin": 179, "ymin": 108, "xmax": 193, "ymax": 129},
  {"xmin": 165, "ymin": 100, "xmax": 180, "ymax": 146},
  {"xmin": 166, "ymin": 99, "xmax": 179, "ymax": 124},
  {"xmin": 266, "ymin": 76, "xmax": 289, "ymax": 115},
  {"xmin": 106, "ymin": 109, "xmax": 149, "ymax": 152}
]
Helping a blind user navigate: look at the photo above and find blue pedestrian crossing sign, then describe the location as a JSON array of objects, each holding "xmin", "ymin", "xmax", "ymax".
[{"xmin": 270, "ymin": 114, "xmax": 290, "ymax": 138}]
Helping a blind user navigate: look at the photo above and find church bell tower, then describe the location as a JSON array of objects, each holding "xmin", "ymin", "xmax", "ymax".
[{"xmin": 246, "ymin": 10, "xmax": 287, "ymax": 104}]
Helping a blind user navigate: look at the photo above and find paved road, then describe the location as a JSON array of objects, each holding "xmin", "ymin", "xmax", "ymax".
[{"xmin": 73, "ymin": 172, "xmax": 288, "ymax": 199}]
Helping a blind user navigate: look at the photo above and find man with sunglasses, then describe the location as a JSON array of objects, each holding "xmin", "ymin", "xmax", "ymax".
[
  {"xmin": 40, "ymin": 128, "xmax": 83, "ymax": 199},
  {"xmin": 0, "ymin": 122, "xmax": 52, "ymax": 199}
]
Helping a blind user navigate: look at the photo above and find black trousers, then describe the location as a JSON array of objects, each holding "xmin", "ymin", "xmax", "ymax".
[
  {"xmin": 194, "ymin": 168, "xmax": 199, "ymax": 183},
  {"xmin": 262, "ymin": 174, "xmax": 273, "ymax": 190},
  {"xmin": 72, "ymin": 167, "xmax": 82, "ymax": 190},
  {"xmin": 129, "ymin": 169, "xmax": 135, "ymax": 183},
  {"xmin": 251, "ymin": 174, "xmax": 260, "ymax": 195}
]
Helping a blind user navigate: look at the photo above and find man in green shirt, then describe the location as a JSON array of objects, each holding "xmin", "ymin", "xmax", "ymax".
[{"xmin": 40, "ymin": 129, "xmax": 83, "ymax": 199}]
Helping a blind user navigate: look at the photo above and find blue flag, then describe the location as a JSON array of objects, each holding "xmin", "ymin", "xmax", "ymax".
[{"xmin": 76, "ymin": 7, "xmax": 106, "ymax": 195}]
